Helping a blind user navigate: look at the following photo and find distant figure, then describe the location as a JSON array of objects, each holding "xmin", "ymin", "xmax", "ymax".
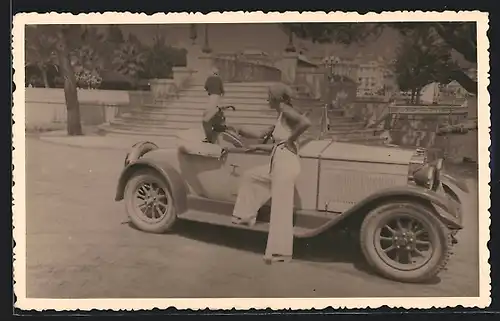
[{"xmin": 202, "ymin": 67, "xmax": 225, "ymax": 143}]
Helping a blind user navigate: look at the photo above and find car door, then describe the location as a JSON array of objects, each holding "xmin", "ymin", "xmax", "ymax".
[
  {"xmin": 178, "ymin": 142, "xmax": 270, "ymax": 203},
  {"xmin": 217, "ymin": 149, "xmax": 271, "ymax": 202}
]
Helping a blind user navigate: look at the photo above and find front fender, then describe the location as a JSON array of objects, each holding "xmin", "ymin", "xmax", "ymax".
[
  {"xmin": 332, "ymin": 185, "xmax": 463, "ymax": 231},
  {"xmin": 115, "ymin": 159, "xmax": 188, "ymax": 215},
  {"xmin": 300, "ymin": 184, "xmax": 463, "ymax": 238},
  {"xmin": 359, "ymin": 185, "xmax": 462, "ymax": 228},
  {"xmin": 440, "ymin": 169, "xmax": 470, "ymax": 194}
]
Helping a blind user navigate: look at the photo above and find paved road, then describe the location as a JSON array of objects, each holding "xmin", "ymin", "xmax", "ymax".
[{"xmin": 25, "ymin": 137, "xmax": 480, "ymax": 298}]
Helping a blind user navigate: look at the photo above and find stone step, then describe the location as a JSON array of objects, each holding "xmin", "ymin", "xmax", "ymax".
[
  {"xmin": 110, "ymin": 118, "xmax": 372, "ymax": 136},
  {"xmin": 151, "ymin": 99, "xmax": 270, "ymax": 109},
  {"xmin": 119, "ymin": 113, "xmax": 366, "ymax": 130},
  {"xmin": 189, "ymin": 82, "xmax": 277, "ymax": 91},
  {"xmin": 110, "ymin": 119, "xmax": 272, "ymax": 132},
  {"xmin": 178, "ymin": 88, "xmax": 320, "ymax": 100},
  {"xmin": 118, "ymin": 114, "xmax": 278, "ymax": 126},
  {"xmin": 152, "ymin": 94, "xmax": 323, "ymax": 106},
  {"xmin": 181, "ymin": 88, "xmax": 270, "ymax": 97},
  {"xmin": 155, "ymin": 95, "xmax": 269, "ymax": 105},
  {"xmin": 133, "ymin": 106, "xmax": 278, "ymax": 118},
  {"xmin": 128, "ymin": 106, "xmax": 357, "ymax": 123},
  {"xmin": 147, "ymin": 101, "xmax": 334, "ymax": 115},
  {"xmin": 102, "ymin": 123, "xmax": 386, "ymax": 145}
]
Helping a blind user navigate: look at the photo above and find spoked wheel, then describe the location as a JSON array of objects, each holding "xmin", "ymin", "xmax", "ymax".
[
  {"xmin": 360, "ymin": 201, "xmax": 452, "ymax": 283},
  {"xmin": 124, "ymin": 169, "xmax": 177, "ymax": 233}
]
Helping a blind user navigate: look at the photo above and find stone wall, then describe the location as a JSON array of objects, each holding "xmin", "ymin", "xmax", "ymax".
[
  {"xmin": 342, "ymin": 96, "xmax": 477, "ymax": 161},
  {"xmin": 344, "ymin": 96, "xmax": 389, "ymax": 126},
  {"xmin": 25, "ymin": 87, "xmax": 151, "ymax": 127}
]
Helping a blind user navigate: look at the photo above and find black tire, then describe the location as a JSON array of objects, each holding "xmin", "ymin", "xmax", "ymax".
[
  {"xmin": 360, "ymin": 201, "xmax": 452, "ymax": 283},
  {"xmin": 124, "ymin": 169, "xmax": 177, "ymax": 233}
]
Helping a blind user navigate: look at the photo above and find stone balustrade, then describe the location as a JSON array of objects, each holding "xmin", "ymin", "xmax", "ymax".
[
  {"xmin": 295, "ymin": 69, "xmax": 323, "ymax": 99},
  {"xmin": 212, "ymin": 55, "xmax": 282, "ymax": 83},
  {"xmin": 344, "ymin": 97, "xmax": 476, "ymax": 162}
]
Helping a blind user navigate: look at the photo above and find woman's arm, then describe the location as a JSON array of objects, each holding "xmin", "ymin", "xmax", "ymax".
[
  {"xmin": 248, "ymin": 144, "xmax": 275, "ymax": 152},
  {"xmin": 223, "ymin": 144, "xmax": 274, "ymax": 153},
  {"xmin": 281, "ymin": 105, "xmax": 312, "ymax": 143},
  {"xmin": 234, "ymin": 125, "xmax": 274, "ymax": 140}
]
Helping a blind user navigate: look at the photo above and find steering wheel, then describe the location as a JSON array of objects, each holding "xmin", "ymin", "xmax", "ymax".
[
  {"xmin": 262, "ymin": 128, "xmax": 275, "ymax": 144},
  {"xmin": 212, "ymin": 105, "xmax": 237, "ymax": 133}
]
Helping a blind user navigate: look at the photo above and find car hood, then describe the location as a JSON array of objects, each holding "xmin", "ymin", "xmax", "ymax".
[{"xmin": 300, "ymin": 140, "xmax": 416, "ymax": 165}]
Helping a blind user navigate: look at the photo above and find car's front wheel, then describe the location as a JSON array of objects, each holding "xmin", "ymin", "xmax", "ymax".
[
  {"xmin": 360, "ymin": 201, "xmax": 452, "ymax": 283},
  {"xmin": 124, "ymin": 169, "xmax": 177, "ymax": 233}
]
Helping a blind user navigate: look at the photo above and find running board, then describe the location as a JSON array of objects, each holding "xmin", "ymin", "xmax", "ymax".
[
  {"xmin": 179, "ymin": 195, "xmax": 342, "ymax": 238},
  {"xmin": 177, "ymin": 209, "xmax": 314, "ymax": 237}
]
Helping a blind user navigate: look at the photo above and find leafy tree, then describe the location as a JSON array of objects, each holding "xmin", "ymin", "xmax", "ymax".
[
  {"xmin": 70, "ymin": 28, "xmax": 106, "ymax": 89},
  {"xmin": 71, "ymin": 45, "xmax": 101, "ymax": 87},
  {"xmin": 53, "ymin": 25, "xmax": 85, "ymax": 135},
  {"xmin": 282, "ymin": 22, "xmax": 477, "ymax": 95},
  {"xmin": 25, "ymin": 25, "xmax": 112, "ymax": 134},
  {"xmin": 25, "ymin": 25, "xmax": 59, "ymax": 87},
  {"xmin": 25, "ymin": 25, "xmax": 84, "ymax": 135},
  {"xmin": 392, "ymin": 27, "xmax": 456, "ymax": 104}
]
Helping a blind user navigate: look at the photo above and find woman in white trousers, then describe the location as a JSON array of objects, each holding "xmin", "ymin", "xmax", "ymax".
[{"xmin": 230, "ymin": 83, "xmax": 311, "ymax": 264}]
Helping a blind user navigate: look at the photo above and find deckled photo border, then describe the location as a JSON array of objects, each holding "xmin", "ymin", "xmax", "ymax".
[{"xmin": 11, "ymin": 10, "xmax": 491, "ymax": 311}]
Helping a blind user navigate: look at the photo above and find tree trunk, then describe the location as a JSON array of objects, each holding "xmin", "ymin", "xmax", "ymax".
[
  {"xmin": 40, "ymin": 67, "xmax": 50, "ymax": 88},
  {"xmin": 411, "ymin": 89, "xmax": 416, "ymax": 104},
  {"xmin": 450, "ymin": 69, "xmax": 477, "ymax": 95},
  {"xmin": 56, "ymin": 27, "xmax": 83, "ymax": 136}
]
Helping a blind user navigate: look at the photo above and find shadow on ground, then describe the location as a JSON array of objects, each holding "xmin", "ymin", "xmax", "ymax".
[{"xmin": 127, "ymin": 220, "xmax": 442, "ymax": 285}]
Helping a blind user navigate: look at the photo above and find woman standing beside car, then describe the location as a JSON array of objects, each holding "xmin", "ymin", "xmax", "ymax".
[{"xmin": 230, "ymin": 82, "xmax": 311, "ymax": 264}]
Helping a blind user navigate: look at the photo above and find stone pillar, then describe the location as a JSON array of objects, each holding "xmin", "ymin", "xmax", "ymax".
[
  {"xmin": 285, "ymin": 30, "xmax": 297, "ymax": 53},
  {"xmin": 201, "ymin": 24, "xmax": 212, "ymax": 54},
  {"xmin": 184, "ymin": 43, "xmax": 215, "ymax": 84},
  {"xmin": 172, "ymin": 67, "xmax": 195, "ymax": 89},
  {"xmin": 149, "ymin": 78, "xmax": 177, "ymax": 104},
  {"xmin": 277, "ymin": 52, "xmax": 299, "ymax": 85}
]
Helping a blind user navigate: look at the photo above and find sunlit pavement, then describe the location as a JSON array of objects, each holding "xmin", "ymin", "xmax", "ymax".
[{"xmin": 24, "ymin": 137, "xmax": 481, "ymax": 298}]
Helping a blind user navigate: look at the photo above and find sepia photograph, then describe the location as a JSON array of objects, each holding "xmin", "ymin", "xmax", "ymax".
[{"xmin": 12, "ymin": 11, "xmax": 490, "ymax": 311}]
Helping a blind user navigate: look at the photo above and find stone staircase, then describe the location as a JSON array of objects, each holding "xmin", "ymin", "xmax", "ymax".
[{"xmin": 102, "ymin": 81, "xmax": 386, "ymax": 145}]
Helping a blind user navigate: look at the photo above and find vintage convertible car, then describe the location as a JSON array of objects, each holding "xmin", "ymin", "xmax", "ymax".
[{"xmin": 115, "ymin": 106, "xmax": 468, "ymax": 283}]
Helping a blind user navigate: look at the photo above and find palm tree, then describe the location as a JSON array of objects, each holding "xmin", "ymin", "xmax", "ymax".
[
  {"xmin": 140, "ymin": 31, "xmax": 187, "ymax": 79},
  {"xmin": 112, "ymin": 35, "xmax": 147, "ymax": 84}
]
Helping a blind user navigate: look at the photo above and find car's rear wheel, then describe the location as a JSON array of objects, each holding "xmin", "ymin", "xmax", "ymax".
[
  {"xmin": 124, "ymin": 169, "xmax": 177, "ymax": 233},
  {"xmin": 360, "ymin": 201, "xmax": 452, "ymax": 283}
]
